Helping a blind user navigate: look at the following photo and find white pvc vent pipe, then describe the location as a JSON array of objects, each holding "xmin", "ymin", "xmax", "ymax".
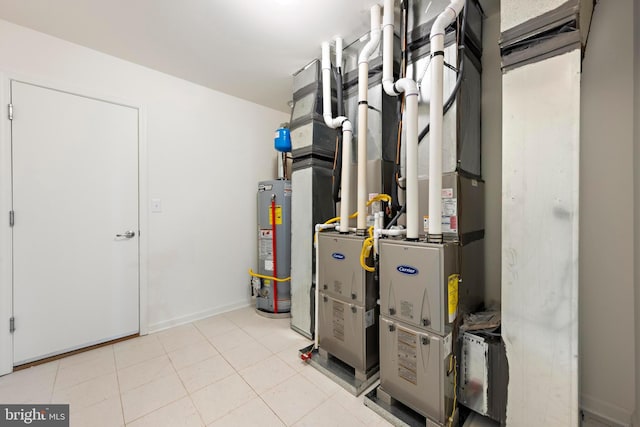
[
  {"xmin": 356, "ymin": 5, "xmax": 382, "ymax": 232},
  {"xmin": 322, "ymin": 39, "xmax": 352, "ymax": 233},
  {"xmin": 382, "ymin": 0, "xmax": 420, "ymax": 240},
  {"xmin": 428, "ymin": 0, "xmax": 464, "ymax": 239}
]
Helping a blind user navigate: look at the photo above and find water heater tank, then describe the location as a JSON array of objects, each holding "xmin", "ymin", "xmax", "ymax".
[{"xmin": 255, "ymin": 180, "xmax": 292, "ymax": 315}]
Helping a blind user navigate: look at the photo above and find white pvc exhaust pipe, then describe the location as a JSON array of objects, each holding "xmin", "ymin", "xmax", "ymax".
[
  {"xmin": 356, "ymin": 5, "xmax": 382, "ymax": 232},
  {"xmin": 322, "ymin": 39, "xmax": 353, "ymax": 233},
  {"xmin": 382, "ymin": 0, "xmax": 420, "ymax": 240},
  {"xmin": 428, "ymin": 0, "xmax": 464, "ymax": 240}
]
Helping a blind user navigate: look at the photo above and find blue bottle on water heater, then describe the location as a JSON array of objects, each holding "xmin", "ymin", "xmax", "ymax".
[{"xmin": 274, "ymin": 126, "xmax": 291, "ymax": 152}]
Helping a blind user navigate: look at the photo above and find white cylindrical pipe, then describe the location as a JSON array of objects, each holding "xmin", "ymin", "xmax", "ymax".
[
  {"xmin": 321, "ymin": 42, "xmax": 338, "ymax": 129},
  {"xmin": 335, "ymin": 37, "xmax": 343, "ymax": 71},
  {"xmin": 339, "ymin": 122, "xmax": 353, "ymax": 233},
  {"xmin": 321, "ymin": 39, "xmax": 352, "ymax": 232},
  {"xmin": 428, "ymin": 35, "xmax": 444, "ymax": 238},
  {"xmin": 381, "ymin": 0, "xmax": 420, "ymax": 240},
  {"xmin": 405, "ymin": 92, "xmax": 419, "ymax": 239},
  {"xmin": 428, "ymin": 0, "xmax": 464, "ymax": 240},
  {"xmin": 382, "ymin": 0, "xmax": 395, "ymax": 96},
  {"xmin": 314, "ymin": 225, "xmax": 320, "ymax": 349},
  {"xmin": 374, "ymin": 227, "xmax": 407, "ymax": 239},
  {"xmin": 360, "ymin": 5, "xmax": 382, "ymax": 63},
  {"xmin": 357, "ymin": 65, "xmax": 369, "ymax": 232},
  {"xmin": 373, "ymin": 212, "xmax": 384, "ymax": 255},
  {"xmin": 356, "ymin": 5, "xmax": 381, "ymax": 232}
]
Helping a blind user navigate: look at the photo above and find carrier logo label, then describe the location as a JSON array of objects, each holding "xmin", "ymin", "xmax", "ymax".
[
  {"xmin": 332, "ymin": 253, "xmax": 346, "ymax": 260},
  {"xmin": 397, "ymin": 265, "xmax": 418, "ymax": 275}
]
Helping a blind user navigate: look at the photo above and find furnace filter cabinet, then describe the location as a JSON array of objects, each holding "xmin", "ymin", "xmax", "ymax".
[{"xmin": 255, "ymin": 180, "xmax": 292, "ymax": 314}]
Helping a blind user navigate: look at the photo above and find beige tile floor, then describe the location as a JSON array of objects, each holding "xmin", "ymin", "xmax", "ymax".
[{"xmin": 0, "ymin": 306, "xmax": 392, "ymax": 427}]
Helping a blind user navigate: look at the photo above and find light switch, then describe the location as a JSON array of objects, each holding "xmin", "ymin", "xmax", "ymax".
[{"xmin": 151, "ymin": 199, "xmax": 162, "ymax": 213}]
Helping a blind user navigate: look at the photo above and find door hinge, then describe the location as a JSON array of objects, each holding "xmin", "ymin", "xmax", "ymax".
[
  {"xmin": 7, "ymin": 104, "xmax": 13, "ymax": 120},
  {"xmin": 9, "ymin": 317, "xmax": 14, "ymax": 334},
  {"xmin": 9, "ymin": 210, "xmax": 14, "ymax": 227}
]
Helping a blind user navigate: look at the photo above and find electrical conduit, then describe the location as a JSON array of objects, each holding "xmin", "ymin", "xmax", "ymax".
[
  {"xmin": 357, "ymin": 5, "xmax": 382, "ymax": 233},
  {"xmin": 382, "ymin": 0, "xmax": 420, "ymax": 240}
]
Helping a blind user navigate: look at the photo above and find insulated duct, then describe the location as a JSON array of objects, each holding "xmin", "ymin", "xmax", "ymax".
[{"xmin": 322, "ymin": 40, "xmax": 353, "ymax": 234}]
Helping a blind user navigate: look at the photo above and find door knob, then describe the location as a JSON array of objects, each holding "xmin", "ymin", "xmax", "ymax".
[{"xmin": 116, "ymin": 230, "xmax": 135, "ymax": 238}]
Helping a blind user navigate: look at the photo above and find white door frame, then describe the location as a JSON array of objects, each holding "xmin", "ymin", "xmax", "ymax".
[{"xmin": 0, "ymin": 72, "xmax": 149, "ymax": 376}]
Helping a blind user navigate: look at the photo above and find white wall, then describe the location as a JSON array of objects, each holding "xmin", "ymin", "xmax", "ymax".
[
  {"xmin": 0, "ymin": 19, "xmax": 289, "ymax": 336},
  {"xmin": 481, "ymin": 8, "xmax": 502, "ymax": 306},
  {"xmin": 580, "ymin": 0, "xmax": 636, "ymax": 424}
]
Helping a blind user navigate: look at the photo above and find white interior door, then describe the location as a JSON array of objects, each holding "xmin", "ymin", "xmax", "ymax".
[{"xmin": 11, "ymin": 81, "xmax": 139, "ymax": 365}]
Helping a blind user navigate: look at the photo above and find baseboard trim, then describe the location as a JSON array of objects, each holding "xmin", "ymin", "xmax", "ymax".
[
  {"xmin": 581, "ymin": 394, "xmax": 633, "ymax": 427},
  {"xmin": 147, "ymin": 300, "xmax": 251, "ymax": 333}
]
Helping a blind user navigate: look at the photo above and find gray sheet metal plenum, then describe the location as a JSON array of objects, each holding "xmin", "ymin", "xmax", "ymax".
[
  {"xmin": 406, "ymin": 0, "xmax": 484, "ymax": 55},
  {"xmin": 404, "ymin": 34, "xmax": 483, "ymax": 178},
  {"xmin": 499, "ymin": 0, "xmax": 594, "ymax": 72},
  {"xmin": 290, "ymin": 60, "xmax": 336, "ymax": 160}
]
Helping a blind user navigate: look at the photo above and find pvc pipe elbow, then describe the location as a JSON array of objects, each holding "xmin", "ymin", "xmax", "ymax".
[
  {"xmin": 358, "ymin": 5, "xmax": 381, "ymax": 64},
  {"xmin": 323, "ymin": 114, "xmax": 335, "ymax": 129},
  {"xmin": 341, "ymin": 119, "xmax": 353, "ymax": 132},
  {"xmin": 358, "ymin": 29, "xmax": 381, "ymax": 64},
  {"xmin": 431, "ymin": 0, "xmax": 465, "ymax": 40},
  {"xmin": 382, "ymin": 79, "xmax": 397, "ymax": 96},
  {"xmin": 396, "ymin": 78, "xmax": 419, "ymax": 97}
]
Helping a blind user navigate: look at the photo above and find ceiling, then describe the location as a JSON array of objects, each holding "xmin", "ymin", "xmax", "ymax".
[{"xmin": 0, "ymin": 0, "xmax": 498, "ymax": 113}]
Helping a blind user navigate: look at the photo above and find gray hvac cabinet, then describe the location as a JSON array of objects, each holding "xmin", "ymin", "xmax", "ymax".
[
  {"xmin": 378, "ymin": 317, "xmax": 454, "ymax": 425},
  {"xmin": 378, "ymin": 241, "xmax": 460, "ymax": 336},
  {"xmin": 318, "ymin": 292, "xmax": 379, "ymax": 376},
  {"xmin": 290, "ymin": 159, "xmax": 334, "ymax": 338},
  {"xmin": 317, "ymin": 232, "xmax": 379, "ymax": 378},
  {"xmin": 376, "ymin": 239, "xmax": 483, "ymax": 425},
  {"xmin": 317, "ymin": 233, "xmax": 377, "ymax": 307}
]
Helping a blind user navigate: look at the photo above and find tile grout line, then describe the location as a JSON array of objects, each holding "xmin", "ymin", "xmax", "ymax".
[
  {"xmin": 111, "ymin": 345, "xmax": 127, "ymax": 427},
  {"xmin": 50, "ymin": 360, "xmax": 61, "ymax": 404},
  {"xmin": 9, "ymin": 309, "xmax": 331, "ymax": 427},
  {"xmin": 225, "ymin": 311, "xmax": 329, "ymax": 427},
  {"xmin": 120, "ymin": 337, "xmax": 190, "ymax": 426},
  {"xmin": 168, "ymin": 324, "xmax": 208, "ymax": 427},
  {"xmin": 199, "ymin": 313, "xmax": 290, "ymax": 426},
  {"xmin": 256, "ymin": 393, "xmax": 289, "ymax": 427},
  {"xmin": 286, "ymin": 375, "xmax": 334, "ymax": 426}
]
